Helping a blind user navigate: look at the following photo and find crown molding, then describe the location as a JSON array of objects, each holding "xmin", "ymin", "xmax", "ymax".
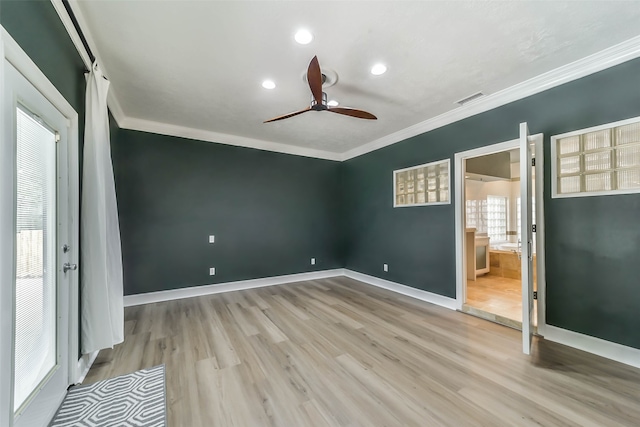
[
  {"xmin": 339, "ymin": 34, "xmax": 640, "ymax": 161},
  {"xmin": 50, "ymin": 0, "xmax": 91, "ymax": 68},
  {"xmin": 54, "ymin": 2, "xmax": 640, "ymax": 162},
  {"xmin": 56, "ymin": 0, "xmax": 127, "ymax": 127},
  {"xmin": 121, "ymin": 116, "xmax": 342, "ymax": 161}
]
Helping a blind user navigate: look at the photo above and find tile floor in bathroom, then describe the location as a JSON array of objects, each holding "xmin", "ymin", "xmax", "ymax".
[{"xmin": 466, "ymin": 275, "xmax": 523, "ymax": 323}]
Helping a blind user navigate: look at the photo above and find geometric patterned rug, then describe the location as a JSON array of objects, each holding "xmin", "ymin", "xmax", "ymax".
[{"xmin": 50, "ymin": 365, "xmax": 166, "ymax": 427}]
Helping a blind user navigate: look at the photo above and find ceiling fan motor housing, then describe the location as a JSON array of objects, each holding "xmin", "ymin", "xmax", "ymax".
[{"xmin": 311, "ymin": 92, "xmax": 328, "ymax": 110}]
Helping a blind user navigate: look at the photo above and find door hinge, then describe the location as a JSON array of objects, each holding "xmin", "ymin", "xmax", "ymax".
[
  {"xmin": 532, "ymin": 224, "xmax": 536, "ymax": 233},
  {"xmin": 55, "ymin": 132, "xmax": 61, "ymax": 143},
  {"xmin": 533, "ymin": 291, "xmax": 538, "ymax": 300},
  {"xmin": 531, "ymin": 158, "xmax": 536, "ymax": 167}
]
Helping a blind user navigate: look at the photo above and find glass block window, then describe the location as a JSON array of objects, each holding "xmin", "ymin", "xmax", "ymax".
[
  {"xmin": 394, "ymin": 159, "xmax": 450, "ymax": 207},
  {"xmin": 465, "ymin": 199, "xmax": 487, "ymax": 233},
  {"xmin": 487, "ymin": 196, "xmax": 507, "ymax": 243},
  {"xmin": 553, "ymin": 118, "xmax": 640, "ymax": 197}
]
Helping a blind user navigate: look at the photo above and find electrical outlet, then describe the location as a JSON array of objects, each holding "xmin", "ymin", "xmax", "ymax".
[
  {"xmin": 383, "ymin": 264, "xmax": 388, "ymax": 272},
  {"xmin": 311, "ymin": 258, "xmax": 316, "ymax": 265},
  {"xmin": 209, "ymin": 235, "xmax": 215, "ymax": 243},
  {"xmin": 209, "ymin": 267, "xmax": 216, "ymax": 276}
]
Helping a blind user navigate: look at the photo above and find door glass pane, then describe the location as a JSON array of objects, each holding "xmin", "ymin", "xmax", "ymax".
[{"xmin": 14, "ymin": 105, "xmax": 57, "ymax": 411}]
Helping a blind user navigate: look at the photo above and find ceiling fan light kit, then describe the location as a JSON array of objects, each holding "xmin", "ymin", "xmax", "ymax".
[{"xmin": 264, "ymin": 56, "xmax": 377, "ymax": 123}]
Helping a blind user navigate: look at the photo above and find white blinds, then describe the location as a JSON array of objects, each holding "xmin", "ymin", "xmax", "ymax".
[{"xmin": 14, "ymin": 106, "xmax": 57, "ymax": 411}]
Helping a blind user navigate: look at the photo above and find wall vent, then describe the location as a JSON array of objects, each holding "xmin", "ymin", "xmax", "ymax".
[{"xmin": 456, "ymin": 92, "xmax": 485, "ymax": 106}]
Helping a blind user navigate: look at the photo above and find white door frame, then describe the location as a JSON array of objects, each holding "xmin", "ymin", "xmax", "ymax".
[
  {"xmin": 453, "ymin": 136, "xmax": 547, "ymax": 336},
  {"xmin": 0, "ymin": 26, "xmax": 80, "ymax": 425}
]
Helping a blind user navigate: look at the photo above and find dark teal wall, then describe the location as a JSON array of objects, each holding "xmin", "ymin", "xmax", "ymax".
[
  {"xmin": 111, "ymin": 130, "xmax": 343, "ymax": 295},
  {"xmin": 343, "ymin": 58, "xmax": 640, "ymax": 349},
  {"xmin": 5, "ymin": 0, "xmax": 639, "ymax": 351},
  {"xmin": 2, "ymin": 0, "xmax": 86, "ymax": 126},
  {"xmin": 3, "ymin": 0, "xmax": 87, "ymax": 354}
]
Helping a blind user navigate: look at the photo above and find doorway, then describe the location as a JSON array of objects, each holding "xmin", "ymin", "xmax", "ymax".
[
  {"xmin": 454, "ymin": 125, "xmax": 546, "ymax": 354},
  {"xmin": 1, "ymin": 49, "xmax": 79, "ymax": 426}
]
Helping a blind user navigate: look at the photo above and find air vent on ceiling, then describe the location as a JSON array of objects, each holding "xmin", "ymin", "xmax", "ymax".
[{"xmin": 456, "ymin": 91, "xmax": 485, "ymax": 106}]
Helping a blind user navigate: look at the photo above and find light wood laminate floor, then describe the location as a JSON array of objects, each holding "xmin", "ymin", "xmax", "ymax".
[{"xmin": 85, "ymin": 277, "xmax": 640, "ymax": 426}]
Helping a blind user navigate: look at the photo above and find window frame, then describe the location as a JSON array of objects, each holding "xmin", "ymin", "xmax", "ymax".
[
  {"xmin": 393, "ymin": 158, "xmax": 451, "ymax": 208},
  {"xmin": 551, "ymin": 115, "xmax": 640, "ymax": 198}
]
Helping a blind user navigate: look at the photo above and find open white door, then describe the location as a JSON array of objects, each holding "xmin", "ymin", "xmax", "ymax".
[{"xmin": 520, "ymin": 123, "xmax": 538, "ymax": 355}]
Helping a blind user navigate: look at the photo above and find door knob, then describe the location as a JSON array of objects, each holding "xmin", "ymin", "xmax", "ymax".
[{"xmin": 63, "ymin": 263, "xmax": 77, "ymax": 273}]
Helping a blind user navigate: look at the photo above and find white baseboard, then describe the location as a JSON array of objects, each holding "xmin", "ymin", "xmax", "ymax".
[
  {"xmin": 343, "ymin": 269, "xmax": 458, "ymax": 310},
  {"xmin": 75, "ymin": 350, "xmax": 99, "ymax": 384},
  {"xmin": 123, "ymin": 269, "xmax": 346, "ymax": 307},
  {"xmin": 544, "ymin": 325, "xmax": 640, "ymax": 369},
  {"xmin": 121, "ymin": 269, "xmax": 639, "ymax": 370}
]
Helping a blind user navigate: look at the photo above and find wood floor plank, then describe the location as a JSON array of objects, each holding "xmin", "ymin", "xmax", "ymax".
[{"xmin": 84, "ymin": 278, "xmax": 640, "ymax": 426}]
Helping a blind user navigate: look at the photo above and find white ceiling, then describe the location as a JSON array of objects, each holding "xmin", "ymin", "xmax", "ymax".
[{"xmin": 73, "ymin": 1, "xmax": 640, "ymax": 158}]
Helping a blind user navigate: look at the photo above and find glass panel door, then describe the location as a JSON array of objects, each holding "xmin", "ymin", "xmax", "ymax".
[
  {"xmin": 4, "ymin": 60, "xmax": 71, "ymax": 427},
  {"xmin": 14, "ymin": 105, "xmax": 58, "ymax": 412}
]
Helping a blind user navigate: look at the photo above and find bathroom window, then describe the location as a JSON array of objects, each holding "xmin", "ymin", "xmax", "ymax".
[
  {"xmin": 487, "ymin": 196, "xmax": 507, "ymax": 243},
  {"xmin": 552, "ymin": 117, "xmax": 640, "ymax": 198},
  {"xmin": 465, "ymin": 199, "xmax": 487, "ymax": 233},
  {"xmin": 394, "ymin": 159, "xmax": 450, "ymax": 207}
]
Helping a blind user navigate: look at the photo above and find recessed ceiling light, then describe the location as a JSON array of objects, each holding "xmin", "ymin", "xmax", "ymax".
[
  {"xmin": 371, "ymin": 63, "xmax": 387, "ymax": 75},
  {"xmin": 294, "ymin": 29, "xmax": 313, "ymax": 45},
  {"xmin": 262, "ymin": 80, "xmax": 276, "ymax": 89},
  {"xmin": 327, "ymin": 100, "xmax": 339, "ymax": 107}
]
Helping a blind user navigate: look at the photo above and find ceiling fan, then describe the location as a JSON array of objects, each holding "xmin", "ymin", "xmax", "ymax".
[{"xmin": 264, "ymin": 56, "xmax": 377, "ymax": 123}]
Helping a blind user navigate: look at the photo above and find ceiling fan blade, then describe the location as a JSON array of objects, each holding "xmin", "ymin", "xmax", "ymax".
[
  {"xmin": 307, "ymin": 56, "xmax": 323, "ymax": 106},
  {"xmin": 263, "ymin": 107, "xmax": 312, "ymax": 123},
  {"xmin": 327, "ymin": 107, "xmax": 377, "ymax": 120}
]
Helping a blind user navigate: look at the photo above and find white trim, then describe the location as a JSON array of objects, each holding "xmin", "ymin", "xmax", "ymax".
[
  {"xmin": 340, "ymin": 35, "xmax": 640, "ymax": 161},
  {"xmin": 50, "ymin": 0, "xmax": 92, "ymax": 68},
  {"xmin": 520, "ymin": 123, "xmax": 534, "ymax": 355},
  {"xmin": 124, "ymin": 268, "xmax": 457, "ymax": 311},
  {"xmin": 534, "ymin": 135, "xmax": 547, "ymax": 336},
  {"xmin": 124, "ymin": 269, "xmax": 346, "ymax": 307},
  {"xmin": 393, "ymin": 158, "xmax": 451, "ymax": 207},
  {"xmin": 2, "ymin": 29, "xmax": 76, "ymax": 122},
  {"xmin": 53, "ymin": 6, "xmax": 640, "ymax": 162},
  {"xmin": 544, "ymin": 325, "xmax": 640, "ymax": 369},
  {"xmin": 59, "ymin": 0, "xmax": 127, "ymax": 126},
  {"xmin": 343, "ymin": 270, "xmax": 457, "ymax": 310},
  {"xmin": 2, "ymin": 25, "xmax": 81, "ymax": 392},
  {"xmin": 551, "ymin": 115, "xmax": 640, "ymax": 199},
  {"xmin": 454, "ymin": 138, "xmax": 520, "ymax": 311},
  {"xmin": 75, "ymin": 351, "xmax": 99, "ymax": 385},
  {"xmin": 121, "ymin": 116, "xmax": 342, "ymax": 161},
  {"xmin": 120, "ymin": 266, "xmax": 640, "ymax": 370},
  {"xmin": 0, "ymin": 28, "xmax": 12, "ymax": 427},
  {"xmin": 62, "ymin": 0, "xmax": 339, "ymax": 159},
  {"xmin": 454, "ymin": 135, "xmax": 547, "ymax": 340}
]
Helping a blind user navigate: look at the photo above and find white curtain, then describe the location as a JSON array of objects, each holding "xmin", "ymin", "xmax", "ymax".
[{"xmin": 81, "ymin": 62, "xmax": 124, "ymax": 354}]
